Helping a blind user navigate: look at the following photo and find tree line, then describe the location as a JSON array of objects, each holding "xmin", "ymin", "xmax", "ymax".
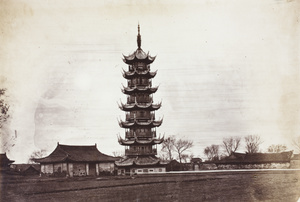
[
  {"xmin": 160, "ymin": 136, "xmax": 193, "ymax": 164},
  {"xmin": 160, "ymin": 134, "xmax": 300, "ymax": 163},
  {"xmin": 203, "ymin": 135, "xmax": 294, "ymax": 161}
]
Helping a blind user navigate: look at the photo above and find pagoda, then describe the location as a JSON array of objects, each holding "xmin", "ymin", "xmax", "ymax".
[{"xmin": 115, "ymin": 25, "xmax": 167, "ymax": 175}]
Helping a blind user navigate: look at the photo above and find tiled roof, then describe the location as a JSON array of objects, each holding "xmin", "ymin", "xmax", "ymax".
[
  {"xmin": 218, "ymin": 151, "xmax": 293, "ymax": 164},
  {"xmin": 35, "ymin": 144, "xmax": 119, "ymax": 163},
  {"xmin": 123, "ymin": 49, "xmax": 156, "ymax": 65},
  {"xmin": 11, "ymin": 164, "xmax": 41, "ymax": 172},
  {"xmin": 0, "ymin": 153, "xmax": 14, "ymax": 165}
]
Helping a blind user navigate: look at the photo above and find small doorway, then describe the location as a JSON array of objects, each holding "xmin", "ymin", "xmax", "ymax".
[{"xmin": 89, "ymin": 163, "xmax": 96, "ymax": 176}]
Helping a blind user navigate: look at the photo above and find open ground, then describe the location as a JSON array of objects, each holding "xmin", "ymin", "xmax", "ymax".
[{"xmin": 1, "ymin": 170, "xmax": 300, "ymax": 202}]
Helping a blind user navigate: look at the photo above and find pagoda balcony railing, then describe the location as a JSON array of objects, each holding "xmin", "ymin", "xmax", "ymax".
[
  {"xmin": 125, "ymin": 149, "xmax": 157, "ymax": 156},
  {"xmin": 128, "ymin": 81, "xmax": 151, "ymax": 87},
  {"xmin": 125, "ymin": 131, "xmax": 134, "ymax": 138},
  {"xmin": 125, "ymin": 114, "xmax": 155, "ymax": 121},
  {"xmin": 127, "ymin": 97, "xmax": 153, "ymax": 103},
  {"xmin": 125, "ymin": 131, "xmax": 156, "ymax": 138}
]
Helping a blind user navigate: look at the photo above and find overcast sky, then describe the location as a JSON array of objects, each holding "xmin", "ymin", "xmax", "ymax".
[{"xmin": 1, "ymin": 0, "xmax": 300, "ymax": 163}]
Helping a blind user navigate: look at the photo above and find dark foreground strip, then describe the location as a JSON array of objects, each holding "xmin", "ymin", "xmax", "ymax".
[{"xmin": 24, "ymin": 177, "xmax": 217, "ymax": 196}]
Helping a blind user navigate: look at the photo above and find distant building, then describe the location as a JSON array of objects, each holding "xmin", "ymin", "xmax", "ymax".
[
  {"xmin": 10, "ymin": 164, "xmax": 40, "ymax": 175},
  {"xmin": 35, "ymin": 143, "xmax": 119, "ymax": 177},
  {"xmin": 166, "ymin": 160, "xmax": 181, "ymax": 172},
  {"xmin": 115, "ymin": 25, "xmax": 168, "ymax": 175},
  {"xmin": 191, "ymin": 158, "xmax": 202, "ymax": 171},
  {"xmin": 215, "ymin": 151, "xmax": 293, "ymax": 169},
  {"xmin": 0, "ymin": 153, "xmax": 14, "ymax": 172}
]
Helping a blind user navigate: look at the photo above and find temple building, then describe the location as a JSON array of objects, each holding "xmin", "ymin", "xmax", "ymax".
[
  {"xmin": 115, "ymin": 25, "xmax": 167, "ymax": 175},
  {"xmin": 0, "ymin": 153, "xmax": 14, "ymax": 172},
  {"xmin": 35, "ymin": 143, "xmax": 119, "ymax": 177}
]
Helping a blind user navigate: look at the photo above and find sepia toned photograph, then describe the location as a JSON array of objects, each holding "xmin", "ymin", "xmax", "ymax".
[{"xmin": 1, "ymin": 0, "xmax": 300, "ymax": 201}]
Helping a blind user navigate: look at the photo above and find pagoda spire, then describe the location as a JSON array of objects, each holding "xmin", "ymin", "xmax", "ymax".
[{"xmin": 137, "ymin": 24, "xmax": 141, "ymax": 49}]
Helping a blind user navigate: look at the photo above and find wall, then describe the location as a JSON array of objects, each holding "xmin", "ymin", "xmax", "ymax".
[
  {"xmin": 131, "ymin": 167, "xmax": 166, "ymax": 175},
  {"xmin": 99, "ymin": 162, "xmax": 115, "ymax": 174},
  {"xmin": 73, "ymin": 163, "xmax": 87, "ymax": 176},
  {"xmin": 200, "ymin": 163, "xmax": 218, "ymax": 170},
  {"xmin": 290, "ymin": 160, "xmax": 300, "ymax": 168},
  {"xmin": 41, "ymin": 164, "xmax": 53, "ymax": 174},
  {"xmin": 53, "ymin": 163, "xmax": 68, "ymax": 173},
  {"xmin": 216, "ymin": 162, "xmax": 290, "ymax": 169}
]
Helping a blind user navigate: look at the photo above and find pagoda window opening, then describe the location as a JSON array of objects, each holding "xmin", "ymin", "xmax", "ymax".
[
  {"xmin": 129, "ymin": 65, "xmax": 133, "ymax": 71},
  {"xmin": 132, "ymin": 78, "xmax": 137, "ymax": 85},
  {"xmin": 137, "ymin": 62, "xmax": 145, "ymax": 70}
]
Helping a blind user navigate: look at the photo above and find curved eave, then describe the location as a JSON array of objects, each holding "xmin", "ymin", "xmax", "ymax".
[
  {"xmin": 122, "ymin": 48, "xmax": 156, "ymax": 65},
  {"xmin": 115, "ymin": 156, "xmax": 161, "ymax": 167},
  {"xmin": 123, "ymin": 70, "xmax": 157, "ymax": 79},
  {"xmin": 135, "ymin": 160, "xmax": 160, "ymax": 166},
  {"xmin": 122, "ymin": 86, "xmax": 158, "ymax": 95},
  {"xmin": 118, "ymin": 138, "xmax": 164, "ymax": 145},
  {"xmin": 119, "ymin": 102, "xmax": 161, "ymax": 111},
  {"xmin": 119, "ymin": 119, "xmax": 163, "ymax": 128}
]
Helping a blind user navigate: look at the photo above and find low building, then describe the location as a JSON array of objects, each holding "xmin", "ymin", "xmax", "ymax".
[
  {"xmin": 215, "ymin": 151, "xmax": 293, "ymax": 169},
  {"xmin": 0, "ymin": 153, "xmax": 14, "ymax": 172},
  {"xmin": 10, "ymin": 164, "xmax": 40, "ymax": 175},
  {"xmin": 35, "ymin": 143, "xmax": 119, "ymax": 177},
  {"xmin": 166, "ymin": 160, "xmax": 181, "ymax": 171},
  {"xmin": 191, "ymin": 158, "xmax": 202, "ymax": 171}
]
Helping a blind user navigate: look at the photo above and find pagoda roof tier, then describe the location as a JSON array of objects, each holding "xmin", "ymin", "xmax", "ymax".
[
  {"xmin": 122, "ymin": 69, "xmax": 157, "ymax": 79},
  {"xmin": 118, "ymin": 136, "xmax": 164, "ymax": 145},
  {"xmin": 119, "ymin": 119, "xmax": 163, "ymax": 128},
  {"xmin": 119, "ymin": 101, "xmax": 161, "ymax": 111},
  {"xmin": 115, "ymin": 156, "xmax": 168, "ymax": 167},
  {"xmin": 122, "ymin": 86, "xmax": 158, "ymax": 95},
  {"xmin": 123, "ymin": 49, "xmax": 156, "ymax": 65}
]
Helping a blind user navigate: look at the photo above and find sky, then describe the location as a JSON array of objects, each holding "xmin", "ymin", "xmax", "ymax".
[{"xmin": 1, "ymin": 0, "xmax": 300, "ymax": 163}]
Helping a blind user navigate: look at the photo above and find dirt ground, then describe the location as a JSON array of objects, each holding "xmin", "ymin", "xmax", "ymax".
[{"xmin": 1, "ymin": 170, "xmax": 300, "ymax": 202}]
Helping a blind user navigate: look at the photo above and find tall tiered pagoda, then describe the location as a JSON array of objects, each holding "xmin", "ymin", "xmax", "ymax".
[{"xmin": 116, "ymin": 25, "xmax": 167, "ymax": 175}]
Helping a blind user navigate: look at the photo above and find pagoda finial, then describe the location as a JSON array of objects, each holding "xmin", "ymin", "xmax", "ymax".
[{"xmin": 137, "ymin": 24, "xmax": 141, "ymax": 49}]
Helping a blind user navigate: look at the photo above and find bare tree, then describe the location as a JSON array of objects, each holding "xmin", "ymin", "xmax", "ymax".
[
  {"xmin": 0, "ymin": 89, "xmax": 10, "ymax": 128},
  {"xmin": 267, "ymin": 144, "xmax": 287, "ymax": 153},
  {"xmin": 244, "ymin": 135, "xmax": 263, "ymax": 153},
  {"xmin": 161, "ymin": 136, "xmax": 176, "ymax": 160},
  {"xmin": 173, "ymin": 139, "xmax": 193, "ymax": 164},
  {"xmin": 222, "ymin": 136, "xmax": 241, "ymax": 156},
  {"xmin": 189, "ymin": 153, "xmax": 194, "ymax": 162},
  {"xmin": 159, "ymin": 153, "xmax": 168, "ymax": 161},
  {"xmin": 204, "ymin": 146, "xmax": 213, "ymax": 160},
  {"xmin": 292, "ymin": 136, "xmax": 300, "ymax": 153},
  {"xmin": 181, "ymin": 154, "xmax": 189, "ymax": 163},
  {"xmin": 204, "ymin": 144, "xmax": 220, "ymax": 161},
  {"xmin": 28, "ymin": 150, "xmax": 47, "ymax": 163}
]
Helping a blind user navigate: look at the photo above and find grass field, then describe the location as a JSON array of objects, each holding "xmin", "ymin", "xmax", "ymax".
[{"xmin": 1, "ymin": 170, "xmax": 300, "ymax": 202}]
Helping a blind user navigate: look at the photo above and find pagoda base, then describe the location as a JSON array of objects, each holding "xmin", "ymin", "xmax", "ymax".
[{"xmin": 115, "ymin": 156, "xmax": 168, "ymax": 175}]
